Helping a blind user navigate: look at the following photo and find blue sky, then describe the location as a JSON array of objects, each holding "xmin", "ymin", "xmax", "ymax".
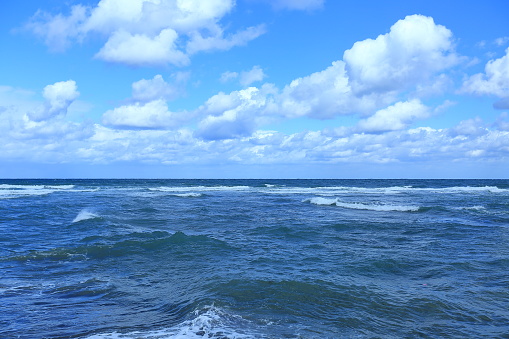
[{"xmin": 0, "ymin": 0, "xmax": 508, "ymax": 178}]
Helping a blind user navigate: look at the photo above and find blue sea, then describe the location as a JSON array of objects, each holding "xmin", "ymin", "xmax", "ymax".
[{"xmin": 1, "ymin": 179, "xmax": 509, "ymax": 338}]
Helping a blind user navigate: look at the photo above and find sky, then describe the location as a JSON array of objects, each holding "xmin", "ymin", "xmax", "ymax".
[{"xmin": 0, "ymin": 0, "xmax": 508, "ymax": 178}]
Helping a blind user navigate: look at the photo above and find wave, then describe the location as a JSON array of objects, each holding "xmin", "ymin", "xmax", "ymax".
[
  {"xmin": 4, "ymin": 231, "xmax": 231, "ymax": 263},
  {"xmin": 72, "ymin": 209, "xmax": 101, "ymax": 223},
  {"xmin": 149, "ymin": 186, "xmax": 251, "ymax": 193},
  {"xmin": 456, "ymin": 205, "xmax": 486, "ymax": 211},
  {"xmin": 85, "ymin": 305, "xmax": 257, "ymax": 339},
  {"xmin": 0, "ymin": 184, "xmax": 76, "ymax": 199},
  {"xmin": 304, "ymin": 197, "xmax": 420, "ymax": 212},
  {"xmin": 173, "ymin": 193, "xmax": 203, "ymax": 198}
]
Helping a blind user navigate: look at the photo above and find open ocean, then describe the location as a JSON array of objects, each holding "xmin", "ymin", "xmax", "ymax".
[{"xmin": 1, "ymin": 179, "xmax": 508, "ymax": 338}]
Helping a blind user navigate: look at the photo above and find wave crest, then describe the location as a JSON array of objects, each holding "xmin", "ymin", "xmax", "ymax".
[
  {"xmin": 305, "ymin": 197, "xmax": 420, "ymax": 212},
  {"xmin": 72, "ymin": 210, "xmax": 101, "ymax": 223},
  {"xmin": 85, "ymin": 305, "xmax": 256, "ymax": 339}
]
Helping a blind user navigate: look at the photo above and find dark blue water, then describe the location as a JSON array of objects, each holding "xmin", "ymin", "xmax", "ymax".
[{"xmin": 1, "ymin": 179, "xmax": 508, "ymax": 338}]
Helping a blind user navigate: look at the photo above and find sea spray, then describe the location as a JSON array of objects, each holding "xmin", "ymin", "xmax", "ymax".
[{"xmin": 72, "ymin": 209, "xmax": 101, "ymax": 223}]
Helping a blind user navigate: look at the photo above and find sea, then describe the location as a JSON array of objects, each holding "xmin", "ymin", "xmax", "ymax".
[{"xmin": 1, "ymin": 179, "xmax": 508, "ymax": 338}]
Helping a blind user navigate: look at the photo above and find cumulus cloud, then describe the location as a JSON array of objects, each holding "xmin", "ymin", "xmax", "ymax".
[
  {"xmin": 195, "ymin": 85, "xmax": 277, "ymax": 140},
  {"xmin": 131, "ymin": 74, "xmax": 182, "ymax": 102},
  {"xmin": 28, "ymin": 80, "xmax": 80, "ymax": 121},
  {"xmin": 356, "ymin": 100, "xmax": 430, "ymax": 133},
  {"xmin": 343, "ymin": 15, "xmax": 460, "ymax": 95},
  {"xmin": 28, "ymin": 0, "xmax": 265, "ymax": 66},
  {"xmin": 95, "ymin": 28, "xmax": 189, "ymax": 67},
  {"xmin": 460, "ymin": 47, "xmax": 509, "ymax": 103},
  {"xmin": 102, "ymin": 99, "xmax": 187, "ymax": 129},
  {"xmin": 239, "ymin": 66, "xmax": 266, "ymax": 87},
  {"xmin": 450, "ymin": 117, "xmax": 487, "ymax": 137}
]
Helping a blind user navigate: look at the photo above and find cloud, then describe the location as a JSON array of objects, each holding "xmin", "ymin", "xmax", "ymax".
[
  {"xmin": 95, "ymin": 29, "xmax": 189, "ymax": 67},
  {"xmin": 195, "ymin": 85, "xmax": 277, "ymax": 140},
  {"xmin": 185, "ymin": 25, "xmax": 266, "ymax": 55},
  {"xmin": 460, "ymin": 47, "xmax": 509, "ymax": 100},
  {"xmin": 27, "ymin": 5, "xmax": 88, "ymax": 52},
  {"xmin": 102, "ymin": 99, "xmax": 185, "ymax": 129},
  {"xmin": 450, "ymin": 117, "xmax": 487, "ymax": 137},
  {"xmin": 240, "ymin": 66, "xmax": 266, "ymax": 87},
  {"xmin": 220, "ymin": 71, "xmax": 239, "ymax": 83},
  {"xmin": 220, "ymin": 66, "xmax": 267, "ymax": 87},
  {"xmin": 28, "ymin": 0, "xmax": 265, "ymax": 66},
  {"xmin": 28, "ymin": 80, "xmax": 80, "ymax": 121},
  {"xmin": 131, "ymin": 74, "xmax": 182, "ymax": 102},
  {"xmin": 343, "ymin": 14, "xmax": 460, "ymax": 95},
  {"xmin": 356, "ymin": 99, "xmax": 430, "ymax": 133},
  {"xmin": 495, "ymin": 37, "xmax": 509, "ymax": 47}
]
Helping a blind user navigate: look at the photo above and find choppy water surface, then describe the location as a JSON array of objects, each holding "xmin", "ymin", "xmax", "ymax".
[{"xmin": 1, "ymin": 179, "xmax": 508, "ymax": 338}]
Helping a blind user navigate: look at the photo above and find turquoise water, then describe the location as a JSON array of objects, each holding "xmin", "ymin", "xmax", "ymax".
[{"xmin": 1, "ymin": 179, "xmax": 508, "ymax": 338}]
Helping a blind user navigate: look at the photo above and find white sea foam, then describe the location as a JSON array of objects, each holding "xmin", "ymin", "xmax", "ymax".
[
  {"xmin": 0, "ymin": 184, "xmax": 77, "ymax": 199},
  {"xmin": 173, "ymin": 193, "xmax": 203, "ymax": 197},
  {"xmin": 0, "ymin": 188, "xmax": 54, "ymax": 199},
  {"xmin": 457, "ymin": 205, "xmax": 486, "ymax": 211},
  {"xmin": 149, "ymin": 186, "xmax": 251, "ymax": 193},
  {"xmin": 265, "ymin": 185, "xmax": 508, "ymax": 196},
  {"xmin": 305, "ymin": 197, "xmax": 420, "ymax": 212},
  {"xmin": 85, "ymin": 306, "xmax": 256, "ymax": 339},
  {"xmin": 72, "ymin": 209, "xmax": 101, "ymax": 223},
  {"xmin": 45, "ymin": 185, "xmax": 75, "ymax": 190}
]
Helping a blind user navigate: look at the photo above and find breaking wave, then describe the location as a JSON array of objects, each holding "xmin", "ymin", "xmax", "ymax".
[
  {"xmin": 0, "ymin": 184, "xmax": 76, "ymax": 199},
  {"xmin": 305, "ymin": 197, "xmax": 420, "ymax": 212},
  {"xmin": 72, "ymin": 209, "xmax": 101, "ymax": 223},
  {"xmin": 85, "ymin": 305, "xmax": 258, "ymax": 339}
]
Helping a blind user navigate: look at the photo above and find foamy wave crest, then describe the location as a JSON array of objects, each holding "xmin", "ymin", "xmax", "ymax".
[
  {"xmin": 431, "ymin": 186, "xmax": 507, "ymax": 193},
  {"xmin": 86, "ymin": 305, "xmax": 257, "ymax": 338},
  {"xmin": 0, "ymin": 184, "xmax": 76, "ymax": 199},
  {"xmin": 173, "ymin": 193, "xmax": 203, "ymax": 197},
  {"xmin": 457, "ymin": 205, "xmax": 486, "ymax": 211},
  {"xmin": 45, "ymin": 185, "xmax": 75, "ymax": 189},
  {"xmin": 150, "ymin": 186, "xmax": 251, "ymax": 193},
  {"xmin": 72, "ymin": 209, "xmax": 101, "ymax": 223},
  {"xmin": 305, "ymin": 197, "xmax": 420, "ymax": 212}
]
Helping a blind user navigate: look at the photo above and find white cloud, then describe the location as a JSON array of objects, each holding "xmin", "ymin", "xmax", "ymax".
[
  {"xmin": 27, "ymin": 5, "xmax": 88, "ymax": 52},
  {"xmin": 220, "ymin": 71, "xmax": 239, "ymax": 83},
  {"xmin": 102, "ymin": 99, "xmax": 185, "ymax": 129},
  {"xmin": 28, "ymin": 80, "xmax": 80, "ymax": 121},
  {"xmin": 356, "ymin": 100, "xmax": 430, "ymax": 133},
  {"xmin": 450, "ymin": 117, "xmax": 487, "ymax": 137},
  {"xmin": 95, "ymin": 29, "xmax": 189, "ymax": 67},
  {"xmin": 277, "ymin": 61, "xmax": 394, "ymax": 119},
  {"xmin": 195, "ymin": 86, "xmax": 277, "ymax": 140},
  {"xmin": 240, "ymin": 66, "xmax": 266, "ymax": 87},
  {"xmin": 185, "ymin": 24, "xmax": 266, "ymax": 55},
  {"xmin": 131, "ymin": 74, "xmax": 181, "ymax": 102},
  {"xmin": 495, "ymin": 37, "xmax": 509, "ymax": 47},
  {"xmin": 343, "ymin": 14, "xmax": 460, "ymax": 95},
  {"xmin": 460, "ymin": 47, "xmax": 509, "ymax": 98},
  {"xmin": 28, "ymin": 0, "xmax": 264, "ymax": 66}
]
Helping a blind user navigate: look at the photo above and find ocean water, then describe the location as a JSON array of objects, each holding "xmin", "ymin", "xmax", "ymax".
[{"xmin": 1, "ymin": 179, "xmax": 509, "ymax": 338}]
